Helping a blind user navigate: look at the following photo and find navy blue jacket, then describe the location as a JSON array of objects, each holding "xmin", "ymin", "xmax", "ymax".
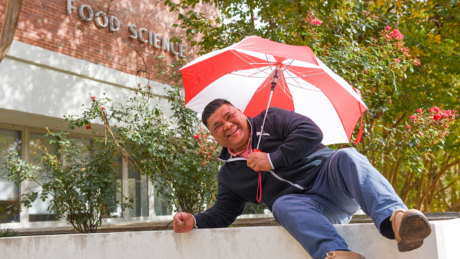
[{"xmin": 194, "ymin": 107, "xmax": 335, "ymax": 228}]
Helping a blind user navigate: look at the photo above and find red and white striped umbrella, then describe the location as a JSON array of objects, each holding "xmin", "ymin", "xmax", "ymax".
[{"xmin": 180, "ymin": 36, "xmax": 367, "ymax": 145}]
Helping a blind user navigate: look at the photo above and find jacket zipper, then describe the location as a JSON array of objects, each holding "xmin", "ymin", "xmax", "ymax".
[{"xmin": 268, "ymin": 170, "xmax": 305, "ymax": 190}]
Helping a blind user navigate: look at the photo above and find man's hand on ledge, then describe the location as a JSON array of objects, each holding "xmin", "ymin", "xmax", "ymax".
[
  {"xmin": 247, "ymin": 152, "xmax": 272, "ymax": 172},
  {"xmin": 173, "ymin": 212, "xmax": 195, "ymax": 233}
]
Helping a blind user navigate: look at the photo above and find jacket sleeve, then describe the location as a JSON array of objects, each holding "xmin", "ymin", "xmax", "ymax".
[
  {"xmin": 266, "ymin": 107, "xmax": 323, "ymax": 169},
  {"xmin": 193, "ymin": 182, "xmax": 245, "ymax": 228}
]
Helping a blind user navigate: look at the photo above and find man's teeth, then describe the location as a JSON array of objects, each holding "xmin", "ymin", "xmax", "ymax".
[{"xmin": 228, "ymin": 128, "xmax": 238, "ymax": 137}]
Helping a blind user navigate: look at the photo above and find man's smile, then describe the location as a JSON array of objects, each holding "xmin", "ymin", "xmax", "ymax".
[{"xmin": 227, "ymin": 127, "xmax": 238, "ymax": 138}]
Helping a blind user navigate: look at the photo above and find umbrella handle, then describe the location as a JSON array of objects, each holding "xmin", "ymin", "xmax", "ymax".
[
  {"xmin": 256, "ymin": 69, "xmax": 278, "ymax": 150},
  {"xmin": 271, "ymin": 69, "xmax": 279, "ymax": 91},
  {"xmin": 254, "ymin": 68, "xmax": 279, "ymax": 203},
  {"xmin": 253, "ymin": 149, "xmax": 263, "ymax": 203}
]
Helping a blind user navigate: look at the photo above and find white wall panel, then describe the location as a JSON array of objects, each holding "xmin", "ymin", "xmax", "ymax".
[{"xmin": 0, "ymin": 41, "xmax": 173, "ymax": 124}]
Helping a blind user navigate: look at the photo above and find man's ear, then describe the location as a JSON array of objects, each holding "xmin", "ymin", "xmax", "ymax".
[{"xmin": 237, "ymin": 108, "xmax": 243, "ymax": 113}]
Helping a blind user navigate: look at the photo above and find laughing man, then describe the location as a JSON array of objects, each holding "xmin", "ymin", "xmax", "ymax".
[{"xmin": 173, "ymin": 99, "xmax": 431, "ymax": 259}]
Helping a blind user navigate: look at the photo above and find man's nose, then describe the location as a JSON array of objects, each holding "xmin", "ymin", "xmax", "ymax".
[{"xmin": 223, "ymin": 121, "xmax": 233, "ymax": 131}]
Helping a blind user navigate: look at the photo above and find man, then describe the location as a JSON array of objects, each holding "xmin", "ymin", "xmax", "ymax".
[{"xmin": 173, "ymin": 99, "xmax": 431, "ymax": 259}]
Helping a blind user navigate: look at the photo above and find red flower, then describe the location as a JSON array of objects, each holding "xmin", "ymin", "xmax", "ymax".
[
  {"xmin": 86, "ymin": 124, "xmax": 90, "ymax": 129},
  {"xmin": 194, "ymin": 134, "xmax": 199, "ymax": 139},
  {"xmin": 433, "ymin": 114, "xmax": 442, "ymax": 121},
  {"xmin": 311, "ymin": 18, "xmax": 322, "ymax": 25},
  {"xmin": 390, "ymin": 29, "xmax": 404, "ymax": 41},
  {"xmin": 385, "ymin": 26, "xmax": 391, "ymax": 31},
  {"xmin": 410, "ymin": 115, "xmax": 416, "ymax": 120},
  {"xmin": 429, "ymin": 108, "xmax": 435, "ymax": 113},
  {"xmin": 90, "ymin": 96, "xmax": 95, "ymax": 100},
  {"xmin": 434, "ymin": 106, "xmax": 441, "ymax": 112},
  {"xmin": 413, "ymin": 59, "xmax": 421, "ymax": 66},
  {"xmin": 416, "ymin": 108, "xmax": 422, "ymax": 113},
  {"xmin": 101, "ymin": 107, "xmax": 105, "ymax": 110},
  {"xmin": 406, "ymin": 125, "xmax": 411, "ymax": 129},
  {"xmin": 446, "ymin": 110, "xmax": 452, "ymax": 115},
  {"xmin": 442, "ymin": 113, "xmax": 449, "ymax": 118},
  {"xmin": 394, "ymin": 58, "xmax": 401, "ymax": 64}
]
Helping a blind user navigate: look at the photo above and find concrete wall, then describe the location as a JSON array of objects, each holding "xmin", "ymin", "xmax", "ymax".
[{"xmin": 1, "ymin": 219, "xmax": 459, "ymax": 259}]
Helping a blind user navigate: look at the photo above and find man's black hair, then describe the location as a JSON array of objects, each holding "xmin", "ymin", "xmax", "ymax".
[{"xmin": 202, "ymin": 99, "xmax": 234, "ymax": 129}]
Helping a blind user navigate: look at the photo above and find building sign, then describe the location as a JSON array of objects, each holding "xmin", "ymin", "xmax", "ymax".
[{"xmin": 67, "ymin": 0, "xmax": 187, "ymax": 58}]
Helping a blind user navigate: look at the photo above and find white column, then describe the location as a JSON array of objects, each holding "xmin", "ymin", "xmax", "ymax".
[
  {"xmin": 148, "ymin": 177, "xmax": 155, "ymax": 220},
  {"xmin": 60, "ymin": 151, "xmax": 68, "ymax": 225},
  {"xmin": 122, "ymin": 158, "xmax": 129, "ymax": 221},
  {"xmin": 20, "ymin": 127, "xmax": 30, "ymax": 227}
]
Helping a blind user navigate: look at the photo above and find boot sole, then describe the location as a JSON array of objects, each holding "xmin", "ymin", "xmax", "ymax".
[{"xmin": 398, "ymin": 212, "xmax": 432, "ymax": 252}]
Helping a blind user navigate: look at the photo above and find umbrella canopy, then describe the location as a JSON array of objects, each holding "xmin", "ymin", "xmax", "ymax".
[{"xmin": 180, "ymin": 36, "xmax": 367, "ymax": 145}]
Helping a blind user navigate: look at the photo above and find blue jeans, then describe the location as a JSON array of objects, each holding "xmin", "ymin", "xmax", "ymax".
[{"xmin": 272, "ymin": 148, "xmax": 407, "ymax": 259}]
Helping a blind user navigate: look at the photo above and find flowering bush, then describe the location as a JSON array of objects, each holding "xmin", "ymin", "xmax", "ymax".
[
  {"xmin": 64, "ymin": 58, "xmax": 220, "ymax": 214},
  {"xmin": 404, "ymin": 107, "xmax": 457, "ymax": 147},
  {"xmin": 194, "ymin": 126, "xmax": 218, "ymax": 167},
  {"xmin": 305, "ymin": 15, "xmax": 322, "ymax": 26}
]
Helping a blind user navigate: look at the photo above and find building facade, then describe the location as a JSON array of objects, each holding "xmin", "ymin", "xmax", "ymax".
[
  {"xmin": 0, "ymin": 0, "xmax": 198, "ymax": 229},
  {"xmin": 0, "ymin": 0, "xmax": 269, "ymax": 230}
]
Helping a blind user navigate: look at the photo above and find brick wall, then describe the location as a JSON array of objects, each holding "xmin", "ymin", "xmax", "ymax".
[{"xmin": 0, "ymin": 0, "xmax": 213, "ymax": 85}]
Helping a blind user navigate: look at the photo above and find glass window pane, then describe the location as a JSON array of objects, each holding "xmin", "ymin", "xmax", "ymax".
[
  {"xmin": 104, "ymin": 154, "xmax": 123, "ymax": 218},
  {"xmin": 128, "ymin": 164, "xmax": 149, "ymax": 217},
  {"xmin": 154, "ymin": 184, "xmax": 171, "ymax": 216},
  {"xmin": 28, "ymin": 132, "xmax": 58, "ymax": 222},
  {"xmin": 0, "ymin": 128, "xmax": 21, "ymax": 223}
]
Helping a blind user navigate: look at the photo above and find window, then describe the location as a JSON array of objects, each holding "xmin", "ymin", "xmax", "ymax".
[
  {"xmin": 0, "ymin": 125, "xmax": 196, "ymax": 227},
  {"xmin": 128, "ymin": 164, "xmax": 149, "ymax": 217},
  {"xmin": 154, "ymin": 186, "xmax": 172, "ymax": 216},
  {"xmin": 28, "ymin": 132, "xmax": 58, "ymax": 222},
  {"xmin": 0, "ymin": 129, "xmax": 21, "ymax": 223},
  {"xmin": 109, "ymin": 155, "xmax": 123, "ymax": 218}
]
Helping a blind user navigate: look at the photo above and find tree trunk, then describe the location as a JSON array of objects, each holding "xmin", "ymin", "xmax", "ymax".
[{"xmin": 0, "ymin": 0, "xmax": 24, "ymax": 63}]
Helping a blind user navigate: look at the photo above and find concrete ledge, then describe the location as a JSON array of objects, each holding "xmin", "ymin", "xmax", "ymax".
[{"xmin": 2, "ymin": 219, "xmax": 459, "ymax": 259}]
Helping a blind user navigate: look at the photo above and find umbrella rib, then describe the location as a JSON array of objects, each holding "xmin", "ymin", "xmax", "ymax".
[
  {"xmin": 229, "ymin": 72, "xmax": 327, "ymax": 79},
  {"xmin": 281, "ymin": 59, "xmax": 294, "ymax": 73},
  {"xmin": 265, "ymin": 54, "xmax": 275, "ymax": 72},
  {"xmin": 255, "ymin": 77, "xmax": 274, "ymax": 93},
  {"xmin": 284, "ymin": 69, "xmax": 304, "ymax": 89},
  {"xmin": 231, "ymin": 66, "xmax": 272, "ymax": 77},
  {"xmin": 277, "ymin": 77, "xmax": 322, "ymax": 92},
  {"xmin": 231, "ymin": 50, "xmax": 276, "ymax": 68},
  {"xmin": 277, "ymin": 71, "xmax": 293, "ymax": 100},
  {"xmin": 291, "ymin": 72, "xmax": 326, "ymax": 78},
  {"xmin": 289, "ymin": 72, "xmax": 327, "ymax": 78},
  {"xmin": 232, "ymin": 49, "xmax": 262, "ymax": 64},
  {"xmin": 230, "ymin": 50, "xmax": 276, "ymax": 76},
  {"xmin": 288, "ymin": 67, "xmax": 326, "ymax": 78},
  {"xmin": 255, "ymin": 68, "xmax": 280, "ymax": 93}
]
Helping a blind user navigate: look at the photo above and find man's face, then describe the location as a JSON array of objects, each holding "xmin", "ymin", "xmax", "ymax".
[{"xmin": 207, "ymin": 104, "xmax": 250, "ymax": 152}]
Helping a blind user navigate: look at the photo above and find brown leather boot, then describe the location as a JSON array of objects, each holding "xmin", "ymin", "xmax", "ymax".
[
  {"xmin": 324, "ymin": 251, "xmax": 367, "ymax": 259},
  {"xmin": 390, "ymin": 209, "xmax": 432, "ymax": 252}
]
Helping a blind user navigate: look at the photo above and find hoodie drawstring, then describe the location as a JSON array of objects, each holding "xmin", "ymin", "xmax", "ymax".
[{"xmin": 254, "ymin": 148, "xmax": 262, "ymax": 202}]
